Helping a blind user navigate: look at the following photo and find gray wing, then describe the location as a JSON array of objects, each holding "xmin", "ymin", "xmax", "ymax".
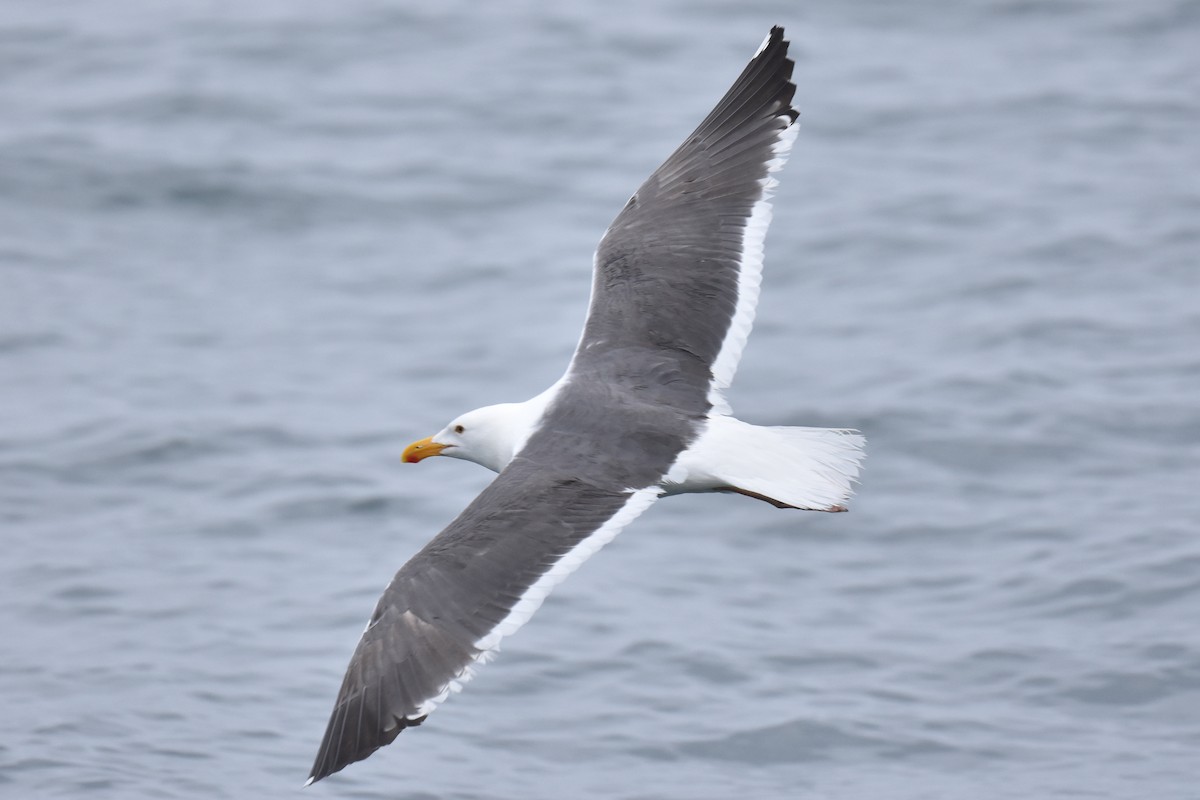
[
  {"xmin": 309, "ymin": 26, "xmax": 799, "ymax": 785},
  {"xmin": 574, "ymin": 26, "xmax": 799, "ymax": 413},
  {"xmin": 307, "ymin": 454, "xmax": 659, "ymax": 784}
]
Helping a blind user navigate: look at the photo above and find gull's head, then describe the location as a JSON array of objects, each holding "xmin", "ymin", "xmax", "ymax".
[{"xmin": 402, "ymin": 403, "xmax": 523, "ymax": 473}]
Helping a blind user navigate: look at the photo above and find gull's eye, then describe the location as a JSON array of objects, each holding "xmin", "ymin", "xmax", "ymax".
[{"xmin": 454, "ymin": 425, "xmax": 465, "ymax": 434}]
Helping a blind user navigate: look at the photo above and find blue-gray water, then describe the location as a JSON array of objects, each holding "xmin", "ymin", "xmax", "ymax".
[{"xmin": 3, "ymin": 1, "xmax": 1199, "ymax": 798}]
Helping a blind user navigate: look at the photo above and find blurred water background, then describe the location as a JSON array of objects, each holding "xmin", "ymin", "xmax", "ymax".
[{"xmin": 3, "ymin": 1, "xmax": 1199, "ymax": 797}]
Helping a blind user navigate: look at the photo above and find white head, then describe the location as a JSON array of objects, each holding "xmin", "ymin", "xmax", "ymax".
[
  {"xmin": 401, "ymin": 403, "xmax": 527, "ymax": 474},
  {"xmin": 402, "ymin": 379, "xmax": 566, "ymax": 474}
]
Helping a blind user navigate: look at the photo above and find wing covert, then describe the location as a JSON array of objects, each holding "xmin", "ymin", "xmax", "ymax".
[
  {"xmin": 573, "ymin": 27, "xmax": 799, "ymax": 406},
  {"xmin": 308, "ymin": 460, "xmax": 660, "ymax": 783}
]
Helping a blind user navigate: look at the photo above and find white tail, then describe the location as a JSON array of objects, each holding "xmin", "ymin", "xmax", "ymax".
[{"xmin": 670, "ymin": 416, "xmax": 865, "ymax": 512}]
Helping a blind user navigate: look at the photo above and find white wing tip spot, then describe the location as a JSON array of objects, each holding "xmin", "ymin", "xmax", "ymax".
[{"xmin": 753, "ymin": 32, "xmax": 772, "ymax": 58}]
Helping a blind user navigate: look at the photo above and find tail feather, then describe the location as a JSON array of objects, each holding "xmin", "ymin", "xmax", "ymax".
[{"xmin": 675, "ymin": 417, "xmax": 865, "ymax": 512}]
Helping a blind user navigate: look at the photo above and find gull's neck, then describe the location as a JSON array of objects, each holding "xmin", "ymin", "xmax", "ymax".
[{"xmin": 469, "ymin": 377, "xmax": 567, "ymax": 472}]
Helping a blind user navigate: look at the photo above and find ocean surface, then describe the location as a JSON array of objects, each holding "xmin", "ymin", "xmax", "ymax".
[{"xmin": 3, "ymin": 1, "xmax": 1199, "ymax": 798}]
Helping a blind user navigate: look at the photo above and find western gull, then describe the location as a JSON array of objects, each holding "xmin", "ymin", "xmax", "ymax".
[{"xmin": 308, "ymin": 26, "xmax": 864, "ymax": 784}]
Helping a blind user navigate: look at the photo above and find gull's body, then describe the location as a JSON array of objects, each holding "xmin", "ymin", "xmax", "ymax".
[{"xmin": 308, "ymin": 27, "xmax": 864, "ymax": 784}]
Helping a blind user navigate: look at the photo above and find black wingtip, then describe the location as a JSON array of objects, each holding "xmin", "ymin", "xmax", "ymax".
[
  {"xmin": 762, "ymin": 25, "xmax": 788, "ymax": 56},
  {"xmin": 770, "ymin": 27, "xmax": 799, "ymax": 119},
  {"xmin": 307, "ymin": 698, "xmax": 424, "ymax": 785}
]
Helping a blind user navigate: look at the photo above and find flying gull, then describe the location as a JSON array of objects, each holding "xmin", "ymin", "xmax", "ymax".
[{"xmin": 308, "ymin": 26, "xmax": 864, "ymax": 784}]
